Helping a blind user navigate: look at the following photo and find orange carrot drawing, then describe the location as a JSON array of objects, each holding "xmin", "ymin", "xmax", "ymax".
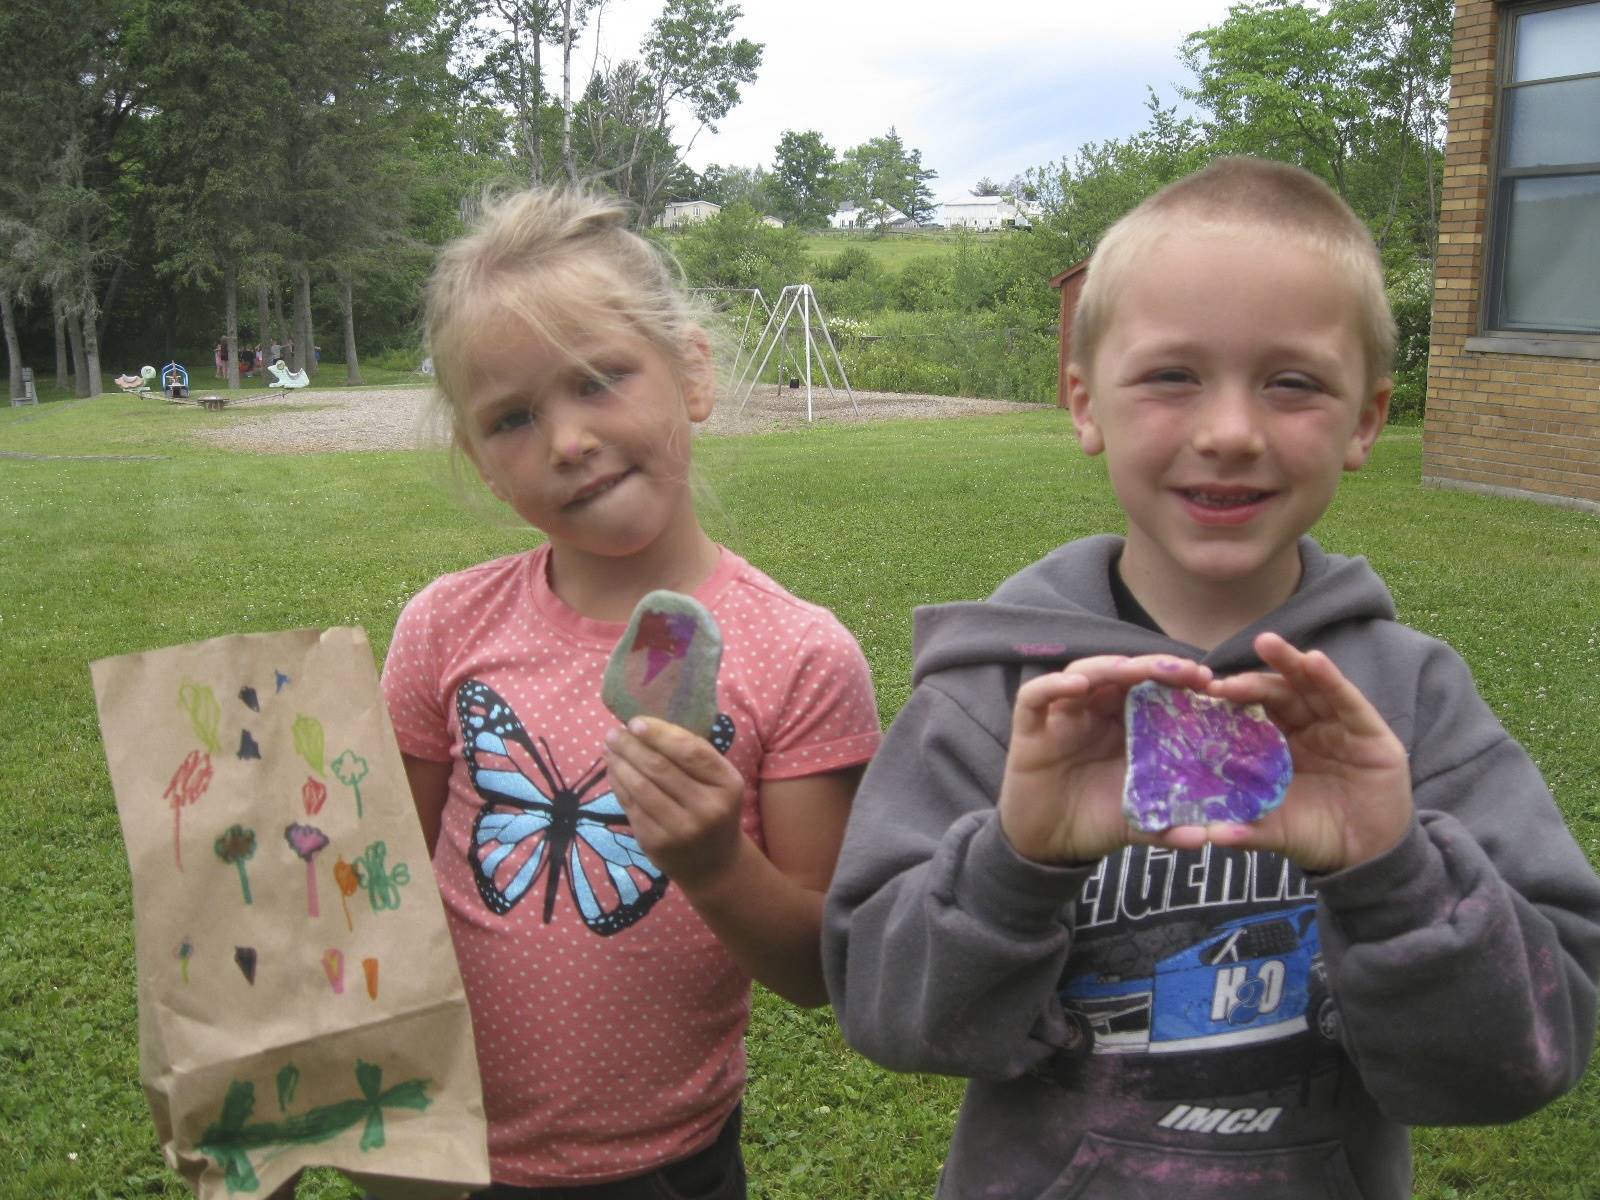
[{"xmin": 334, "ymin": 856, "xmax": 361, "ymax": 932}]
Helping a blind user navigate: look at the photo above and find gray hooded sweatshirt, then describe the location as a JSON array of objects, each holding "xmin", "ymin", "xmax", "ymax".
[{"xmin": 824, "ymin": 535, "xmax": 1600, "ymax": 1200}]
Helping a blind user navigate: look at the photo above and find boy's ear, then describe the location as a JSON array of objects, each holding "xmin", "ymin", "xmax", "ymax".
[
  {"xmin": 681, "ymin": 326, "xmax": 716, "ymax": 423},
  {"xmin": 1065, "ymin": 364, "xmax": 1105, "ymax": 456},
  {"xmin": 1344, "ymin": 377, "xmax": 1393, "ymax": 471}
]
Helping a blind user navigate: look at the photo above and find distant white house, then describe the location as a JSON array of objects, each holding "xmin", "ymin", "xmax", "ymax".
[
  {"xmin": 829, "ymin": 202, "xmax": 912, "ymax": 230},
  {"xmin": 760, "ymin": 214, "xmax": 785, "ymax": 228},
  {"xmin": 656, "ymin": 200, "xmax": 721, "ymax": 229},
  {"xmin": 936, "ymin": 194, "xmax": 1036, "ymax": 231}
]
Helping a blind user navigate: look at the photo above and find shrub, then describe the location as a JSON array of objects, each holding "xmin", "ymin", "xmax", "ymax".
[
  {"xmin": 1386, "ymin": 259, "xmax": 1434, "ymax": 425},
  {"xmin": 891, "ymin": 257, "xmax": 954, "ymax": 311},
  {"xmin": 673, "ymin": 203, "xmax": 809, "ymax": 295},
  {"xmin": 815, "ymin": 246, "xmax": 883, "ymax": 283}
]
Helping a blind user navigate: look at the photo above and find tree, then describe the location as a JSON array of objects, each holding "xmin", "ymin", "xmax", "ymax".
[
  {"xmin": 574, "ymin": 0, "xmax": 761, "ymax": 223},
  {"xmin": 465, "ymin": 0, "xmax": 564, "ymax": 182},
  {"xmin": 971, "ymin": 177, "xmax": 1002, "ymax": 197},
  {"xmin": 770, "ymin": 130, "xmax": 838, "ymax": 228},
  {"xmin": 1179, "ymin": 0, "xmax": 1450, "ymax": 256},
  {"xmin": 141, "ymin": 0, "xmax": 293, "ymax": 389},
  {"xmin": 1181, "ymin": 0, "xmax": 1374, "ymax": 198},
  {"xmin": 0, "ymin": 0, "xmax": 141, "ymax": 397},
  {"xmin": 839, "ymin": 129, "xmax": 937, "ymax": 225},
  {"xmin": 1027, "ymin": 89, "xmax": 1211, "ymax": 266},
  {"xmin": 695, "ymin": 163, "xmax": 773, "ymax": 211}
]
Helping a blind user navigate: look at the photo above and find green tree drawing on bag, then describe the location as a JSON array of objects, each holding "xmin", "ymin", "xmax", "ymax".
[
  {"xmin": 332, "ymin": 749, "xmax": 370, "ymax": 818},
  {"xmin": 198, "ymin": 1060, "xmax": 432, "ymax": 1193}
]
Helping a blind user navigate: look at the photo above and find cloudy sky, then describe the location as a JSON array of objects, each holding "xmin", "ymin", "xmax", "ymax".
[{"xmin": 587, "ymin": 0, "xmax": 1241, "ymax": 201}]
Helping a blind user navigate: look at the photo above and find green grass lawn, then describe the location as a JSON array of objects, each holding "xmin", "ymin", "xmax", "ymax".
[
  {"xmin": 803, "ymin": 231, "xmax": 966, "ymax": 272},
  {"xmin": 2, "ymin": 396, "xmax": 1598, "ymax": 1198}
]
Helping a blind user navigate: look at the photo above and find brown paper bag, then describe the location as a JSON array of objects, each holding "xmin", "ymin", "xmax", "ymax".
[{"xmin": 91, "ymin": 627, "xmax": 490, "ymax": 1199}]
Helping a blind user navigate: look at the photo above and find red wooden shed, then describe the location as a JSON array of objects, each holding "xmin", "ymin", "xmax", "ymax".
[{"xmin": 1049, "ymin": 259, "xmax": 1090, "ymax": 409}]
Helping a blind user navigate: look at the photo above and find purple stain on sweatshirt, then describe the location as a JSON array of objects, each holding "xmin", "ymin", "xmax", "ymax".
[
  {"xmin": 1014, "ymin": 642, "xmax": 1068, "ymax": 658},
  {"xmin": 1122, "ymin": 681, "xmax": 1292, "ymax": 832}
]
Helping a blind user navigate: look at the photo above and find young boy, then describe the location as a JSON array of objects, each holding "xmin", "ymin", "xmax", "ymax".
[{"xmin": 822, "ymin": 157, "xmax": 1600, "ymax": 1200}]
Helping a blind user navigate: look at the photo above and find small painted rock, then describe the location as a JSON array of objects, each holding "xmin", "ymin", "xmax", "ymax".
[
  {"xmin": 1122, "ymin": 681, "xmax": 1292, "ymax": 832},
  {"xmin": 602, "ymin": 591, "xmax": 723, "ymax": 739}
]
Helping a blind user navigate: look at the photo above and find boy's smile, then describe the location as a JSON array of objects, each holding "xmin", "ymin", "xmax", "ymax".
[{"xmin": 1067, "ymin": 230, "xmax": 1390, "ymax": 643}]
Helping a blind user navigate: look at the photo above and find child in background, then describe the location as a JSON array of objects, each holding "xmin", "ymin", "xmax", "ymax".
[
  {"xmin": 823, "ymin": 157, "xmax": 1600, "ymax": 1200},
  {"xmin": 381, "ymin": 187, "xmax": 880, "ymax": 1198}
]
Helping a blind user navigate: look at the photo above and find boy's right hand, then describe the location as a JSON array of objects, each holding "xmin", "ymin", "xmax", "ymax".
[{"xmin": 998, "ymin": 655, "xmax": 1214, "ymax": 865}]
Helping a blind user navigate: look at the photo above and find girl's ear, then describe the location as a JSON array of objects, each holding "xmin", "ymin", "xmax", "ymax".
[
  {"xmin": 1065, "ymin": 364, "xmax": 1105, "ymax": 456},
  {"xmin": 680, "ymin": 326, "xmax": 716, "ymax": 423},
  {"xmin": 1344, "ymin": 377, "xmax": 1393, "ymax": 471}
]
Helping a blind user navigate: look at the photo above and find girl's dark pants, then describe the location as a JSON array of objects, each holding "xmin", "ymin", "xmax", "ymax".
[{"xmin": 468, "ymin": 1105, "xmax": 746, "ymax": 1200}]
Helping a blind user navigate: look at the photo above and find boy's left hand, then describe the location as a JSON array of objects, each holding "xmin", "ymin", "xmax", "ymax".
[
  {"xmin": 604, "ymin": 718, "xmax": 745, "ymax": 889},
  {"xmin": 1201, "ymin": 633, "xmax": 1413, "ymax": 873}
]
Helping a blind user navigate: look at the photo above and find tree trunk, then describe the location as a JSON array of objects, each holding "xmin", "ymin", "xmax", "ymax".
[
  {"xmin": 163, "ymin": 283, "xmax": 178, "ymax": 361},
  {"xmin": 562, "ymin": 0, "xmax": 577, "ymax": 180},
  {"xmin": 81, "ymin": 304, "xmax": 103, "ymax": 398},
  {"xmin": 338, "ymin": 271, "xmax": 363, "ymax": 386},
  {"xmin": 2, "ymin": 289, "xmax": 22, "ymax": 401},
  {"xmin": 225, "ymin": 261, "xmax": 241, "ymax": 389},
  {"xmin": 53, "ymin": 294, "xmax": 70, "ymax": 390},
  {"xmin": 295, "ymin": 266, "xmax": 315, "ymax": 376},
  {"xmin": 257, "ymin": 275, "xmax": 271, "ymax": 379},
  {"xmin": 530, "ymin": 30, "xmax": 544, "ymax": 184},
  {"xmin": 98, "ymin": 260, "xmax": 127, "ymax": 346},
  {"xmin": 272, "ymin": 281, "xmax": 286, "ymax": 347},
  {"xmin": 67, "ymin": 306, "xmax": 89, "ymax": 398}
]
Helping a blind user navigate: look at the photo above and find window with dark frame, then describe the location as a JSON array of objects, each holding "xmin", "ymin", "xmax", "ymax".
[{"xmin": 1486, "ymin": 0, "xmax": 1600, "ymax": 335}]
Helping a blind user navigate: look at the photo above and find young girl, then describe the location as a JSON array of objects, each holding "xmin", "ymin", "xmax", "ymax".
[{"xmin": 380, "ymin": 187, "xmax": 881, "ymax": 1198}]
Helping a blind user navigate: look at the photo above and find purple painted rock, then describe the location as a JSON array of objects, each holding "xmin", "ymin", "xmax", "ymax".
[
  {"xmin": 1122, "ymin": 681, "xmax": 1292, "ymax": 832},
  {"xmin": 602, "ymin": 591, "xmax": 723, "ymax": 739}
]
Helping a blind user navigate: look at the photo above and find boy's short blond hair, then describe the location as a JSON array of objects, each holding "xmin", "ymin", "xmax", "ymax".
[
  {"xmin": 1070, "ymin": 156, "xmax": 1397, "ymax": 386},
  {"xmin": 423, "ymin": 187, "xmax": 705, "ymax": 442}
]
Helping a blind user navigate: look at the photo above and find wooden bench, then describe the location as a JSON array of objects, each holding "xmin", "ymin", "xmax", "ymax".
[{"xmin": 11, "ymin": 366, "xmax": 38, "ymax": 406}]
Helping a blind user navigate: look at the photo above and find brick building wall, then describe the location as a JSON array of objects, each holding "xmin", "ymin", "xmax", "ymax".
[{"xmin": 1422, "ymin": 0, "xmax": 1600, "ymax": 514}]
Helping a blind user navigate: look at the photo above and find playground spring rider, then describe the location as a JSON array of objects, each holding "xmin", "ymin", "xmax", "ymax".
[{"xmin": 160, "ymin": 362, "xmax": 190, "ymax": 398}]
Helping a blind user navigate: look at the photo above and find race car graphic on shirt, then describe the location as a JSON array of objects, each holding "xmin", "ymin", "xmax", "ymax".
[{"xmin": 1058, "ymin": 904, "xmax": 1339, "ymax": 1057}]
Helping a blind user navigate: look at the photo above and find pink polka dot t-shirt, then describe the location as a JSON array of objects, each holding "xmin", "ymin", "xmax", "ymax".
[{"xmin": 381, "ymin": 543, "xmax": 880, "ymax": 1186}]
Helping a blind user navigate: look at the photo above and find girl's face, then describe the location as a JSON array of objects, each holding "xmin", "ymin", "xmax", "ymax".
[{"xmin": 457, "ymin": 314, "xmax": 714, "ymax": 568}]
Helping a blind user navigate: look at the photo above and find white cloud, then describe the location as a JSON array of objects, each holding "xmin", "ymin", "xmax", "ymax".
[{"xmin": 584, "ymin": 0, "xmax": 1238, "ymax": 190}]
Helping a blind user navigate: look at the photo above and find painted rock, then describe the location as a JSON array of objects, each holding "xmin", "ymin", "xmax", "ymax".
[
  {"xmin": 1122, "ymin": 681, "xmax": 1292, "ymax": 832},
  {"xmin": 602, "ymin": 591, "xmax": 723, "ymax": 739}
]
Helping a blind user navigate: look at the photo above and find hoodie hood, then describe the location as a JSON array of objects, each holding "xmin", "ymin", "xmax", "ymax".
[{"xmin": 912, "ymin": 534, "xmax": 1396, "ymax": 685}]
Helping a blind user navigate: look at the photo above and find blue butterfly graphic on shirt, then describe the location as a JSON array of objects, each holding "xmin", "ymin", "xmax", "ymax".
[{"xmin": 456, "ymin": 680, "xmax": 669, "ymax": 934}]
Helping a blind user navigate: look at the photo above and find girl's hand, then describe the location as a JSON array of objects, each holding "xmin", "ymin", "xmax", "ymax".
[
  {"xmin": 1204, "ymin": 633, "xmax": 1413, "ymax": 873},
  {"xmin": 999, "ymin": 655, "xmax": 1214, "ymax": 865},
  {"xmin": 604, "ymin": 717, "xmax": 745, "ymax": 889}
]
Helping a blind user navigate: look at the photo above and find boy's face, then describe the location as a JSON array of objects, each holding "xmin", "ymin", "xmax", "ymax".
[{"xmin": 1066, "ymin": 231, "xmax": 1390, "ymax": 615}]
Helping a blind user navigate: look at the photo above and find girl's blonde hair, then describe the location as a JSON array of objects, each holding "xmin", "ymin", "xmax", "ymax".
[
  {"xmin": 423, "ymin": 186, "xmax": 706, "ymax": 442},
  {"xmin": 1070, "ymin": 156, "xmax": 1398, "ymax": 386}
]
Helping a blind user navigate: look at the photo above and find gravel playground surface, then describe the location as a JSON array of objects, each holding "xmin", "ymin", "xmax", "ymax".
[{"xmin": 187, "ymin": 382, "xmax": 1044, "ymax": 454}]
